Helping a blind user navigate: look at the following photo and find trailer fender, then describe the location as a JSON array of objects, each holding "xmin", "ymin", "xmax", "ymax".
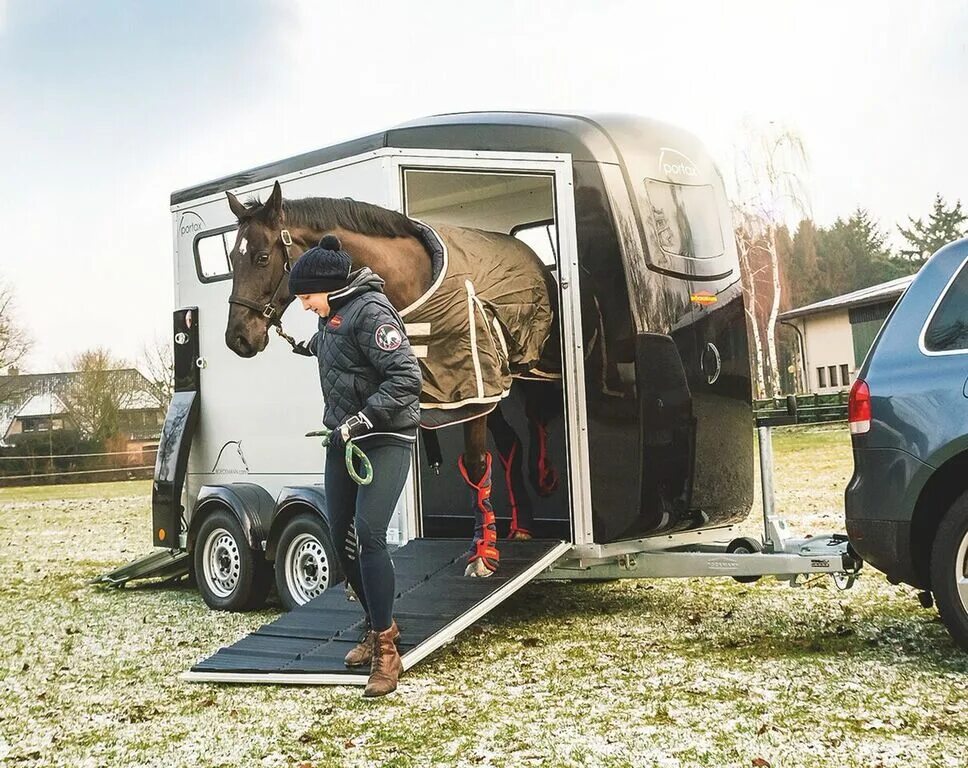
[
  {"xmin": 265, "ymin": 486, "xmax": 330, "ymax": 560},
  {"xmin": 189, "ymin": 483, "xmax": 275, "ymax": 553}
]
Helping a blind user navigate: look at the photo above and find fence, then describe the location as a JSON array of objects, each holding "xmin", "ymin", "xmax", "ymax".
[
  {"xmin": 0, "ymin": 447, "xmax": 156, "ymax": 488},
  {"xmin": 753, "ymin": 391, "xmax": 850, "ymax": 425}
]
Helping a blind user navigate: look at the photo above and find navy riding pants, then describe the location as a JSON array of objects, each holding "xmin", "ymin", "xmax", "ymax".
[{"xmin": 324, "ymin": 436, "xmax": 413, "ymax": 632}]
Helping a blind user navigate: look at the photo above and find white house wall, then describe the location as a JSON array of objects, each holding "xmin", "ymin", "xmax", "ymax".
[{"xmin": 800, "ymin": 309, "xmax": 855, "ymax": 392}]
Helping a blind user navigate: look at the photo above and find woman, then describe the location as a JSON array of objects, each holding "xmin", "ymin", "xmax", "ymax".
[{"xmin": 289, "ymin": 234, "xmax": 422, "ymax": 698}]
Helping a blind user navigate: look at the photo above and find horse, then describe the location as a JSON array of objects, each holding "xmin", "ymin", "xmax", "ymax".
[{"xmin": 222, "ymin": 181, "xmax": 562, "ymax": 577}]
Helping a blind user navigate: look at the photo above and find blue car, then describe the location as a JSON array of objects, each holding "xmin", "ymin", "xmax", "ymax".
[{"xmin": 846, "ymin": 237, "xmax": 968, "ymax": 648}]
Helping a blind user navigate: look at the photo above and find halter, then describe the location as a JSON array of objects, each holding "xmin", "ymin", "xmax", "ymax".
[{"xmin": 228, "ymin": 226, "xmax": 298, "ymax": 348}]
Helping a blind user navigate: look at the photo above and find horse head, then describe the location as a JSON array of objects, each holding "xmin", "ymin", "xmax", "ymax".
[{"xmin": 223, "ymin": 181, "xmax": 300, "ymax": 357}]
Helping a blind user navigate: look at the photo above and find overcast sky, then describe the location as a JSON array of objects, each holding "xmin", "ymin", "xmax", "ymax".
[{"xmin": 1, "ymin": 0, "xmax": 966, "ymax": 374}]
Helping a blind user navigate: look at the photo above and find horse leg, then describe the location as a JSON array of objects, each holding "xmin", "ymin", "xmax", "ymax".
[
  {"xmin": 459, "ymin": 416, "xmax": 499, "ymax": 578},
  {"xmin": 486, "ymin": 406, "xmax": 533, "ymax": 539},
  {"xmin": 523, "ymin": 381, "xmax": 561, "ymax": 497}
]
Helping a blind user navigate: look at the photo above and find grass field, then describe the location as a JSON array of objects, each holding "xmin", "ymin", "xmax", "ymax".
[{"xmin": 1, "ymin": 426, "xmax": 966, "ymax": 767}]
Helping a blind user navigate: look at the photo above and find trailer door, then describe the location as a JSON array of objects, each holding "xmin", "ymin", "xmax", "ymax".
[{"xmin": 385, "ymin": 151, "xmax": 591, "ymax": 547}]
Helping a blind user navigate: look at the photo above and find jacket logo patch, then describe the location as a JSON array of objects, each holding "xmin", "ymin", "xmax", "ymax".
[
  {"xmin": 328, "ymin": 314, "xmax": 343, "ymax": 329},
  {"xmin": 375, "ymin": 323, "xmax": 403, "ymax": 351}
]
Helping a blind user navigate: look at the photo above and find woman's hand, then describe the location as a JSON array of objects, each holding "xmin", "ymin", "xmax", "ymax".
[{"xmin": 329, "ymin": 411, "xmax": 373, "ymax": 450}]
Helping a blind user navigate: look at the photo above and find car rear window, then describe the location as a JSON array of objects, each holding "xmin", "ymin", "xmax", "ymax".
[{"xmin": 924, "ymin": 260, "xmax": 968, "ymax": 352}]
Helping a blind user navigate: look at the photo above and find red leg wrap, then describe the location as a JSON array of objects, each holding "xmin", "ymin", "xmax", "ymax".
[
  {"xmin": 535, "ymin": 421, "xmax": 560, "ymax": 496},
  {"xmin": 458, "ymin": 453, "xmax": 499, "ymax": 572},
  {"xmin": 498, "ymin": 443, "xmax": 531, "ymax": 538}
]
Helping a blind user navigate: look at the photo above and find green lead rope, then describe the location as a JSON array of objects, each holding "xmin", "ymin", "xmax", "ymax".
[{"xmin": 304, "ymin": 429, "xmax": 374, "ymax": 486}]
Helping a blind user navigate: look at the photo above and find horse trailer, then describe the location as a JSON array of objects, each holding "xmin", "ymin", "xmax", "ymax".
[{"xmin": 101, "ymin": 112, "xmax": 860, "ymax": 685}]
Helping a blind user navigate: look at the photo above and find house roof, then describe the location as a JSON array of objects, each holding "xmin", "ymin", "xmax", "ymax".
[
  {"xmin": 16, "ymin": 393, "xmax": 69, "ymax": 417},
  {"xmin": 779, "ymin": 274, "xmax": 918, "ymax": 321}
]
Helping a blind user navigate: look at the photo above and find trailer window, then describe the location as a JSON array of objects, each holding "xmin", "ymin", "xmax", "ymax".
[
  {"xmin": 512, "ymin": 220, "xmax": 558, "ymax": 269},
  {"xmin": 194, "ymin": 228, "xmax": 237, "ymax": 282},
  {"xmin": 924, "ymin": 260, "xmax": 968, "ymax": 352},
  {"xmin": 644, "ymin": 180, "xmax": 724, "ymax": 261}
]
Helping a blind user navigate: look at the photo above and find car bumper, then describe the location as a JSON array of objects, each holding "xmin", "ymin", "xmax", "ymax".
[{"xmin": 845, "ymin": 447, "xmax": 930, "ymax": 588}]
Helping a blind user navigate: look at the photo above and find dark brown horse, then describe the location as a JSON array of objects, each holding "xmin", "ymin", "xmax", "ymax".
[{"xmin": 223, "ymin": 181, "xmax": 560, "ymax": 577}]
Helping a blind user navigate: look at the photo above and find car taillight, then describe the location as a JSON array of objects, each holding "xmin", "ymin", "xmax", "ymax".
[{"xmin": 848, "ymin": 379, "xmax": 871, "ymax": 435}]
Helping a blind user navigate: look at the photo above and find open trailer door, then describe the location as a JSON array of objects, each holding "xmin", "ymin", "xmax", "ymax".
[{"xmin": 183, "ymin": 538, "xmax": 569, "ymax": 684}]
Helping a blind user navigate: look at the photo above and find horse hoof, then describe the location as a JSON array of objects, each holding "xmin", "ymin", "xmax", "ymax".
[{"xmin": 464, "ymin": 559, "xmax": 495, "ymax": 578}]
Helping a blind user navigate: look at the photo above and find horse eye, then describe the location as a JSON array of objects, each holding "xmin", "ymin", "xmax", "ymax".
[{"xmin": 256, "ymin": 251, "xmax": 270, "ymax": 265}]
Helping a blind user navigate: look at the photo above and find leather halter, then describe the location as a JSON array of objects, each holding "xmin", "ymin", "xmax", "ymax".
[{"xmin": 228, "ymin": 227, "xmax": 298, "ymax": 347}]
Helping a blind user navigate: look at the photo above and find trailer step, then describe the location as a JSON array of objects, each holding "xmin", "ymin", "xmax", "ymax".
[
  {"xmin": 93, "ymin": 549, "xmax": 190, "ymax": 587},
  {"xmin": 183, "ymin": 538, "xmax": 569, "ymax": 685}
]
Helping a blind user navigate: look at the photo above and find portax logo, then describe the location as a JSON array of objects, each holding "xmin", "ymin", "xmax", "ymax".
[
  {"xmin": 179, "ymin": 211, "xmax": 205, "ymax": 238},
  {"xmin": 657, "ymin": 147, "xmax": 699, "ymax": 179}
]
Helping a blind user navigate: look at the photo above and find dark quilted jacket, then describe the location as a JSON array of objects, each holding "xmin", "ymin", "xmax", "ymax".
[{"xmin": 307, "ymin": 269, "xmax": 421, "ymax": 435}]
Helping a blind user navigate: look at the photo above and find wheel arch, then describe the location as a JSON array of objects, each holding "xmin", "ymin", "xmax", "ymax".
[
  {"xmin": 265, "ymin": 486, "xmax": 330, "ymax": 561},
  {"xmin": 188, "ymin": 483, "xmax": 275, "ymax": 553},
  {"xmin": 911, "ymin": 447, "xmax": 968, "ymax": 588}
]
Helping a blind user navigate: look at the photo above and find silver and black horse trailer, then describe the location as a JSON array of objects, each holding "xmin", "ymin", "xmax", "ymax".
[{"xmin": 100, "ymin": 112, "xmax": 858, "ymax": 685}]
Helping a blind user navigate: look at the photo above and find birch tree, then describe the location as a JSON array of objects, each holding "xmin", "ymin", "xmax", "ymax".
[{"xmin": 731, "ymin": 121, "xmax": 811, "ymax": 397}]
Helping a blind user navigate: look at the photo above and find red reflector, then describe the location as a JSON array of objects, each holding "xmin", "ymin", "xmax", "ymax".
[{"xmin": 848, "ymin": 379, "xmax": 871, "ymax": 434}]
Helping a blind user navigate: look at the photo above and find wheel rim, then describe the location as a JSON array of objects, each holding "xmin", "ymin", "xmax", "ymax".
[
  {"xmin": 285, "ymin": 533, "xmax": 331, "ymax": 605},
  {"xmin": 202, "ymin": 527, "xmax": 241, "ymax": 598},
  {"xmin": 955, "ymin": 528, "xmax": 968, "ymax": 614}
]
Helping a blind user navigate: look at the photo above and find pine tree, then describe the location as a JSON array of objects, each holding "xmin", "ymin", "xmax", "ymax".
[{"xmin": 898, "ymin": 194, "xmax": 967, "ymax": 265}]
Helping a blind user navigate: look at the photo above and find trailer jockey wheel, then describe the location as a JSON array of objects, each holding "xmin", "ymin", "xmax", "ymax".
[
  {"xmin": 275, "ymin": 512, "xmax": 343, "ymax": 611},
  {"xmin": 193, "ymin": 508, "xmax": 272, "ymax": 612},
  {"xmin": 726, "ymin": 536, "xmax": 763, "ymax": 584}
]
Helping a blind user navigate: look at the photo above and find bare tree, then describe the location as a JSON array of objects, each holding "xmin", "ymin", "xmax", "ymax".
[
  {"xmin": 0, "ymin": 277, "xmax": 33, "ymax": 404},
  {"xmin": 731, "ymin": 120, "xmax": 811, "ymax": 397},
  {"xmin": 58, "ymin": 347, "xmax": 137, "ymax": 442},
  {"xmin": 734, "ymin": 209, "xmax": 770, "ymax": 399},
  {"xmin": 140, "ymin": 334, "xmax": 174, "ymax": 412}
]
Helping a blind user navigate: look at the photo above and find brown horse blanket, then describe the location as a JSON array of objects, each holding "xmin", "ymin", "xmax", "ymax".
[{"xmin": 402, "ymin": 222, "xmax": 554, "ymax": 427}]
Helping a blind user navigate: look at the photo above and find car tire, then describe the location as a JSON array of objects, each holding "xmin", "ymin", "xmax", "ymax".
[
  {"xmin": 930, "ymin": 490, "xmax": 968, "ymax": 651},
  {"xmin": 193, "ymin": 508, "xmax": 272, "ymax": 612},
  {"xmin": 275, "ymin": 512, "xmax": 343, "ymax": 612}
]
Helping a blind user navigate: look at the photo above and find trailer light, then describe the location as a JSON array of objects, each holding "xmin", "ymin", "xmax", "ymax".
[
  {"xmin": 158, "ymin": 528, "xmax": 167, "ymax": 541},
  {"xmin": 690, "ymin": 292, "xmax": 717, "ymax": 306},
  {"xmin": 848, "ymin": 379, "xmax": 871, "ymax": 435}
]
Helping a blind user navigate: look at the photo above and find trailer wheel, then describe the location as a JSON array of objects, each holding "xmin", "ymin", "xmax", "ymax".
[
  {"xmin": 193, "ymin": 509, "xmax": 272, "ymax": 612},
  {"xmin": 275, "ymin": 513, "xmax": 342, "ymax": 611},
  {"xmin": 930, "ymin": 490, "xmax": 968, "ymax": 651},
  {"xmin": 726, "ymin": 536, "xmax": 763, "ymax": 584}
]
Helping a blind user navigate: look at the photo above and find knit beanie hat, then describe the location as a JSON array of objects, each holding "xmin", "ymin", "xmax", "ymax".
[{"xmin": 288, "ymin": 235, "xmax": 352, "ymax": 295}]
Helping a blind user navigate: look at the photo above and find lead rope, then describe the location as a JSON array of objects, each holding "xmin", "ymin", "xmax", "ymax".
[{"xmin": 305, "ymin": 429, "xmax": 374, "ymax": 485}]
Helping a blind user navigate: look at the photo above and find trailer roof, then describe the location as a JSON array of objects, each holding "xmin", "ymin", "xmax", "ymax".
[{"xmin": 171, "ymin": 111, "xmax": 647, "ymax": 206}]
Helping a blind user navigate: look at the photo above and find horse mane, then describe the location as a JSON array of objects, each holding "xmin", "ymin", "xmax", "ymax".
[{"xmin": 245, "ymin": 194, "xmax": 422, "ymax": 239}]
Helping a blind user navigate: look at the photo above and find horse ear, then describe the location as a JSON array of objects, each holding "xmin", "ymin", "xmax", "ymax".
[
  {"xmin": 226, "ymin": 191, "xmax": 250, "ymax": 221},
  {"xmin": 264, "ymin": 181, "xmax": 283, "ymax": 223}
]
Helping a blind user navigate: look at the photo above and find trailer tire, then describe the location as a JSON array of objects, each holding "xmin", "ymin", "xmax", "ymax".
[
  {"xmin": 726, "ymin": 536, "xmax": 763, "ymax": 584},
  {"xmin": 930, "ymin": 490, "xmax": 968, "ymax": 651},
  {"xmin": 275, "ymin": 513, "xmax": 342, "ymax": 611},
  {"xmin": 193, "ymin": 508, "xmax": 272, "ymax": 612}
]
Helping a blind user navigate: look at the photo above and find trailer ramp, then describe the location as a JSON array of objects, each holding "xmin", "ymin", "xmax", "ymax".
[
  {"xmin": 93, "ymin": 549, "xmax": 190, "ymax": 587},
  {"xmin": 183, "ymin": 538, "xmax": 570, "ymax": 685}
]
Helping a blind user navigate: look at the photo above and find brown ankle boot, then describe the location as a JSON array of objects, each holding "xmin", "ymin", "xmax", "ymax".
[
  {"xmin": 363, "ymin": 624, "xmax": 404, "ymax": 697},
  {"xmin": 344, "ymin": 620, "xmax": 399, "ymax": 667}
]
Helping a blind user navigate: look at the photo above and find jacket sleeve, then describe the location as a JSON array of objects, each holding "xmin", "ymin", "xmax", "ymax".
[
  {"xmin": 307, "ymin": 316, "xmax": 326, "ymax": 355},
  {"xmin": 352, "ymin": 300, "xmax": 422, "ymax": 428},
  {"xmin": 307, "ymin": 330, "xmax": 321, "ymax": 355}
]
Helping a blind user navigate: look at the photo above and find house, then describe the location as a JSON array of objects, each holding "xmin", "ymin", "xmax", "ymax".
[
  {"xmin": 779, "ymin": 274, "xmax": 917, "ymax": 393},
  {"xmin": 0, "ymin": 368, "xmax": 164, "ymax": 457}
]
